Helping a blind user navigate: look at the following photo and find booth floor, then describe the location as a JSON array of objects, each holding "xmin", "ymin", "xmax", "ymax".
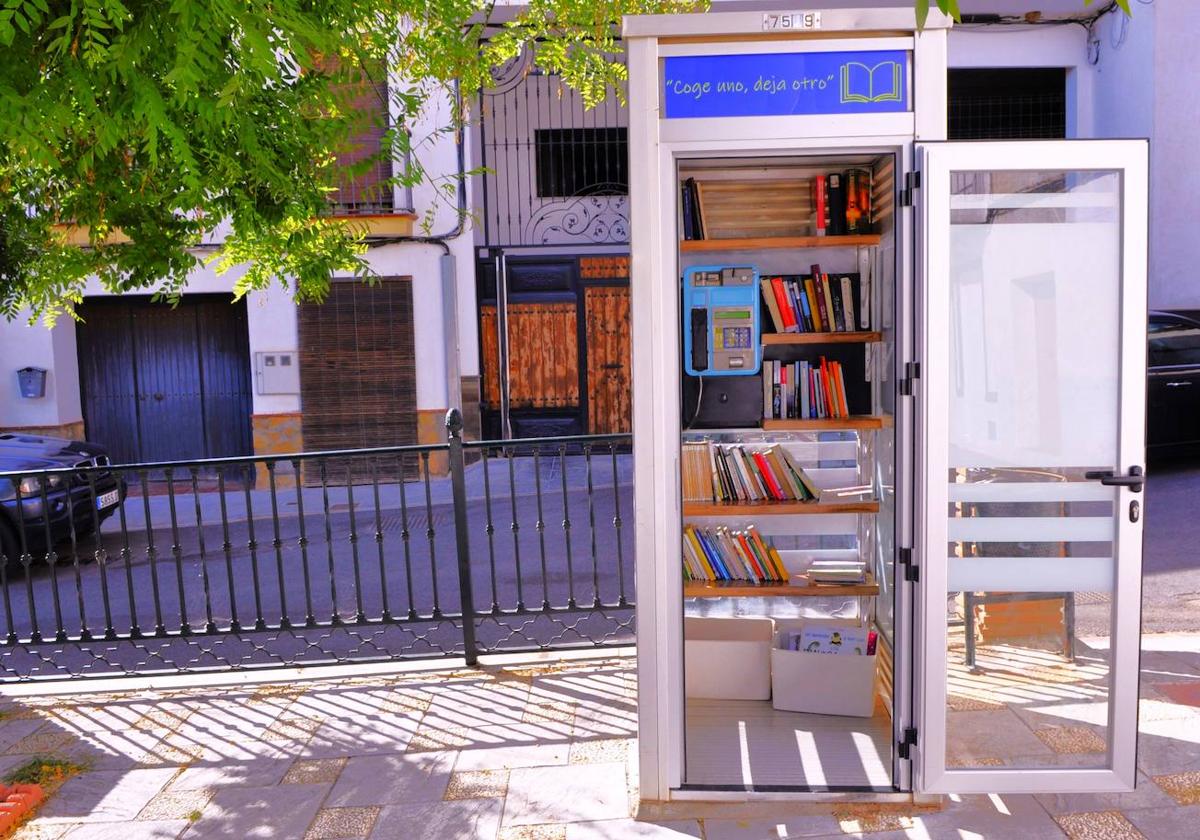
[{"xmin": 684, "ymin": 699, "xmax": 893, "ymax": 789}]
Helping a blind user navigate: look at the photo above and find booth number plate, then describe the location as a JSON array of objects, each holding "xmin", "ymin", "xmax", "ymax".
[{"xmin": 763, "ymin": 11, "xmax": 821, "ymax": 31}]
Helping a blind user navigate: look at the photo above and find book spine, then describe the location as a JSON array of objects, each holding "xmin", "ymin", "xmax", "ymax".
[
  {"xmin": 803, "ymin": 277, "xmax": 822, "ymax": 332},
  {"xmin": 761, "ymin": 278, "xmax": 784, "ymax": 333},
  {"xmin": 827, "ymin": 173, "xmax": 846, "ymax": 236},
  {"xmin": 840, "ymin": 276, "xmax": 856, "ymax": 334},
  {"xmin": 830, "ymin": 275, "xmax": 846, "ymax": 332},
  {"xmin": 762, "ymin": 360, "xmax": 773, "ymax": 421},
  {"xmin": 814, "ymin": 276, "xmax": 830, "ymax": 334},
  {"xmin": 752, "ymin": 452, "xmax": 783, "ymax": 500},
  {"xmin": 784, "ymin": 279, "xmax": 806, "ymax": 332},
  {"xmin": 771, "ymin": 277, "xmax": 798, "ymax": 333},
  {"xmin": 793, "ymin": 280, "xmax": 813, "ymax": 331},
  {"xmin": 681, "ymin": 181, "xmax": 694, "ymax": 241},
  {"xmin": 693, "ymin": 179, "xmax": 706, "ymax": 239},
  {"xmin": 814, "ymin": 174, "xmax": 826, "ymax": 236}
]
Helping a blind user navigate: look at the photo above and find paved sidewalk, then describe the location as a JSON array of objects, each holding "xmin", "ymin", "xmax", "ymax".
[{"xmin": 0, "ymin": 633, "xmax": 1198, "ymax": 839}]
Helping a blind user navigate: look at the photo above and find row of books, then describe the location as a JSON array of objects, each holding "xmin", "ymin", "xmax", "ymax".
[
  {"xmin": 761, "ymin": 266, "xmax": 867, "ymax": 334},
  {"xmin": 680, "ymin": 177, "xmax": 705, "ymax": 241},
  {"xmin": 682, "ymin": 524, "xmax": 789, "ymax": 584},
  {"xmin": 813, "ymin": 169, "xmax": 872, "ymax": 237},
  {"xmin": 763, "ymin": 357, "xmax": 852, "ymax": 420},
  {"xmin": 681, "ymin": 441, "xmax": 821, "ymax": 504}
]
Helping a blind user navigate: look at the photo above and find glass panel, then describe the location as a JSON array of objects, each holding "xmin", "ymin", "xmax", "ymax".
[{"xmin": 944, "ymin": 169, "xmax": 1121, "ymax": 771}]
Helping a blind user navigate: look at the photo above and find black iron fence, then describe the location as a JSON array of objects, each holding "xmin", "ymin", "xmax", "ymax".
[{"xmin": 0, "ymin": 411, "xmax": 633, "ymax": 682}]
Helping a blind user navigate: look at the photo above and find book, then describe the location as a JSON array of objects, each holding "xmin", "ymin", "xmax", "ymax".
[
  {"xmin": 762, "ymin": 359, "xmax": 774, "ymax": 419},
  {"xmin": 793, "ymin": 279, "xmax": 814, "ymax": 331},
  {"xmin": 827, "ymin": 173, "xmax": 847, "ymax": 236},
  {"xmin": 803, "ymin": 276, "xmax": 822, "ymax": 331},
  {"xmin": 821, "ymin": 274, "xmax": 838, "ymax": 332},
  {"xmin": 812, "ymin": 275, "xmax": 830, "ymax": 332},
  {"xmin": 840, "ymin": 275, "xmax": 856, "ymax": 333},
  {"xmin": 849, "ymin": 168, "xmax": 872, "ymax": 234},
  {"xmin": 681, "ymin": 181, "xmax": 695, "ymax": 240},
  {"xmin": 771, "ymin": 277, "xmax": 798, "ymax": 333},
  {"xmin": 761, "ymin": 279, "xmax": 784, "ymax": 333},
  {"xmin": 813, "ymin": 174, "xmax": 827, "ymax": 236},
  {"xmin": 829, "ymin": 275, "xmax": 846, "ymax": 332},
  {"xmin": 795, "ymin": 623, "xmax": 871, "ymax": 654}
]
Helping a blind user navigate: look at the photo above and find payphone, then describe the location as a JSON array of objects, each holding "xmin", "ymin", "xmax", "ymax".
[{"xmin": 682, "ymin": 265, "xmax": 762, "ymax": 376}]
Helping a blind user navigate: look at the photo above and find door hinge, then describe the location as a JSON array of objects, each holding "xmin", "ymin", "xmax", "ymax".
[
  {"xmin": 898, "ymin": 727, "xmax": 918, "ymax": 760},
  {"xmin": 898, "ymin": 547, "xmax": 918, "ymax": 582},
  {"xmin": 900, "ymin": 171, "xmax": 921, "ymax": 207},
  {"xmin": 899, "ymin": 361, "xmax": 920, "ymax": 396}
]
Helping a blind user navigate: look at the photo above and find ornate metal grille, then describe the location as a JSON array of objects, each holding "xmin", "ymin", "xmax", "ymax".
[{"xmin": 478, "ymin": 49, "xmax": 630, "ymax": 247}]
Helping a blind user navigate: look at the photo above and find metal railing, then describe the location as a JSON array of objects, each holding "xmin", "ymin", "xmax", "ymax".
[{"xmin": 0, "ymin": 411, "xmax": 633, "ymax": 682}]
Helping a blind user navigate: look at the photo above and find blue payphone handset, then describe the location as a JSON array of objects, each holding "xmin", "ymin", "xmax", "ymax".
[{"xmin": 682, "ymin": 265, "xmax": 762, "ymax": 377}]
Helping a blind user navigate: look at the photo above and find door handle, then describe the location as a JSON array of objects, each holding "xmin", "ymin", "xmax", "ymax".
[
  {"xmin": 1166, "ymin": 381, "xmax": 1193, "ymax": 387},
  {"xmin": 1084, "ymin": 465, "xmax": 1143, "ymax": 493}
]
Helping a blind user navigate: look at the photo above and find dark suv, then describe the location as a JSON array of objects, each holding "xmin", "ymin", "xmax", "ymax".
[
  {"xmin": 0, "ymin": 433, "xmax": 126, "ymax": 563},
  {"xmin": 1149, "ymin": 310, "xmax": 1200, "ymax": 458}
]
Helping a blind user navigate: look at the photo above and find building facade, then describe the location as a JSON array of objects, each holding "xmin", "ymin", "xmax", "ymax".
[{"xmin": 1, "ymin": 0, "xmax": 1193, "ymax": 463}]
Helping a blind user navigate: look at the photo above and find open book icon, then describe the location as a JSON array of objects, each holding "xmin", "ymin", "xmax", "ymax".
[{"xmin": 840, "ymin": 61, "xmax": 902, "ymax": 103}]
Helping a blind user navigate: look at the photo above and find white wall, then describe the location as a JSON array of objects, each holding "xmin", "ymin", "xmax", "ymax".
[
  {"xmin": 0, "ymin": 315, "xmax": 80, "ymax": 428},
  {"xmin": 1148, "ymin": 0, "xmax": 1198, "ymax": 309}
]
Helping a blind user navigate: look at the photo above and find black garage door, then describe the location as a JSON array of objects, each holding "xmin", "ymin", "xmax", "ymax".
[{"xmin": 75, "ymin": 296, "xmax": 254, "ymax": 466}]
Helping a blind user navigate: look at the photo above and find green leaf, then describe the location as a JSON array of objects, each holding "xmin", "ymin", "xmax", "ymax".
[
  {"xmin": 1115, "ymin": 0, "xmax": 1132, "ymax": 14},
  {"xmin": 938, "ymin": 0, "xmax": 962, "ymax": 23},
  {"xmin": 915, "ymin": 0, "xmax": 930, "ymax": 31}
]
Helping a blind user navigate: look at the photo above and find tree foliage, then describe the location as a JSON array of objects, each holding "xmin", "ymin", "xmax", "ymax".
[
  {"xmin": 0, "ymin": 0, "xmax": 1133, "ymax": 323},
  {"xmin": 0, "ymin": 0, "xmax": 698, "ymax": 322}
]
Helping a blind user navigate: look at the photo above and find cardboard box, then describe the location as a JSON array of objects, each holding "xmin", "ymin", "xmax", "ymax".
[
  {"xmin": 684, "ymin": 616, "xmax": 774, "ymax": 700},
  {"xmin": 770, "ymin": 619, "xmax": 877, "ymax": 716}
]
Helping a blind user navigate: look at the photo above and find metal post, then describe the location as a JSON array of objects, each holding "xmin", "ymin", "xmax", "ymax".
[{"xmin": 446, "ymin": 409, "xmax": 479, "ymax": 666}]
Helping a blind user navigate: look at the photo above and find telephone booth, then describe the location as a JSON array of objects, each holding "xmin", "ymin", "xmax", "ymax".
[{"xmin": 624, "ymin": 7, "xmax": 1148, "ymax": 804}]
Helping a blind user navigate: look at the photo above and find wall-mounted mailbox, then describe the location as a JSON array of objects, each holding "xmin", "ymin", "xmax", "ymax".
[
  {"xmin": 17, "ymin": 367, "xmax": 47, "ymax": 399},
  {"xmin": 254, "ymin": 351, "xmax": 300, "ymax": 395}
]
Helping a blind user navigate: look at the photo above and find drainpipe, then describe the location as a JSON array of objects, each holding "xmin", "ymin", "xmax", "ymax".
[{"xmin": 369, "ymin": 80, "xmax": 470, "ymax": 420}]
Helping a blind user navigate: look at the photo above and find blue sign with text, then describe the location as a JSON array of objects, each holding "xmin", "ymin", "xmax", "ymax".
[{"xmin": 663, "ymin": 50, "xmax": 908, "ymax": 119}]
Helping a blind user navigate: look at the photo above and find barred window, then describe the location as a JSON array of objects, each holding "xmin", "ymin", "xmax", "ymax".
[
  {"xmin": 948, "ymin": 68, "xmax": 1067, "ymax": 140},
  {"xmin": 534, "ymin": 128, "xmax": 628, "ymax": 198}
]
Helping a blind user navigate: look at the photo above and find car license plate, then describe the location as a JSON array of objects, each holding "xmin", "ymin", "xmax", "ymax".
[{"xmin": 96, "ymin": 490, "xmax": 120, "ymax": 510}]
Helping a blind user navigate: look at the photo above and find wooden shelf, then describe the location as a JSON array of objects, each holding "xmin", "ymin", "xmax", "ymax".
[
  {"xmin": 761, "ymin": 416, "xmax": 885, "ymax": 431},
  {"xmin": 679, "ymin": 234, "xmax": 881, "ymax": 253},
  {"xmin": 684, "ymin": 574, "xmax": 879, "ymax": 598},
  {"xmin": 762, "ymin": 331, "xmax": 882, "ymax": 346},
  {"xmin": 683, "ymin": 500, "xmax": 879, "ymax": 516}
]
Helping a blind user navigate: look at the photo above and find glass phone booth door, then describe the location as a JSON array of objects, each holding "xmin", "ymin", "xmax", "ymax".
[{"xmin": 915, "ymin": 139, "xmax": 1148, "ymax": 794}]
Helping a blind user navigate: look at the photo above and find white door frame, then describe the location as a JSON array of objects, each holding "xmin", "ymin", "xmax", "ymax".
[{"xmin": 914, "ymin": 139, "xmax": 1149, "ymax": 794}]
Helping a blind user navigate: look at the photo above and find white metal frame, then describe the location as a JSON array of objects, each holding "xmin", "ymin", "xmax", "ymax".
[
  {"xmin": 626, "ymin": 8, "xmax": 950, "ymax": 803},
  {"xmin": 914, "ymin": 139, "xmax": 1149, "ymax": 794}
]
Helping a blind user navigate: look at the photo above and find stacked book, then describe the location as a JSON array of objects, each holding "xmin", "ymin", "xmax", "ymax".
[
  {"xmin": 681, "ymin": 441, "xmax": 821, "ymax": 504},
  {"xmin": 763, "ymin": 356, "xmax": 852, "ymax": 420},
  {"xmin": 760, "ymin": 264, "xmax": 867, "ymax": 334},
  {"xmin": 682, "ymin": 524, "xmax": 790, "ymax": 584},
  {"xmin": 806, "ymin": 558, "xmax": 869, "ymax": 586},
  {"xmin": 812, "ymin": 168, "xmax": 873, "ymax": 237}
]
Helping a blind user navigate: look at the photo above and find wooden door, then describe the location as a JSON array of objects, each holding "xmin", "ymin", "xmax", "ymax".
[
  {"xmin": 76, "ymin": 296, "xmax": 253, "ymax": 465},
  {"xmin": 584, "ymin": 286, "xmax": 631, "ymax": 434},
  {"xmin": 480, "ymin": 302, "xmax": 580, "ymax": 410},
  {"xmin": 297, "ymin": 278, "xmax": 417, "ymax": 481}
]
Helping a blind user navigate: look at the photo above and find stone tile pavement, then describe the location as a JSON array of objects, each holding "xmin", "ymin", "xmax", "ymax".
[{"xmin": 0, "ymin": 633, "xmax": 1196, "ymax": 839}]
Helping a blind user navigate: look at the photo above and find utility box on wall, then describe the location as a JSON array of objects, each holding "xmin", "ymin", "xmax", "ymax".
[
  {"xmin": 254, "ymin": 351, "xmax": 300, "ymax": 395},
  {"xmin": 17, "ymin": 367, "xmax": 47, "ymax": 399}
]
